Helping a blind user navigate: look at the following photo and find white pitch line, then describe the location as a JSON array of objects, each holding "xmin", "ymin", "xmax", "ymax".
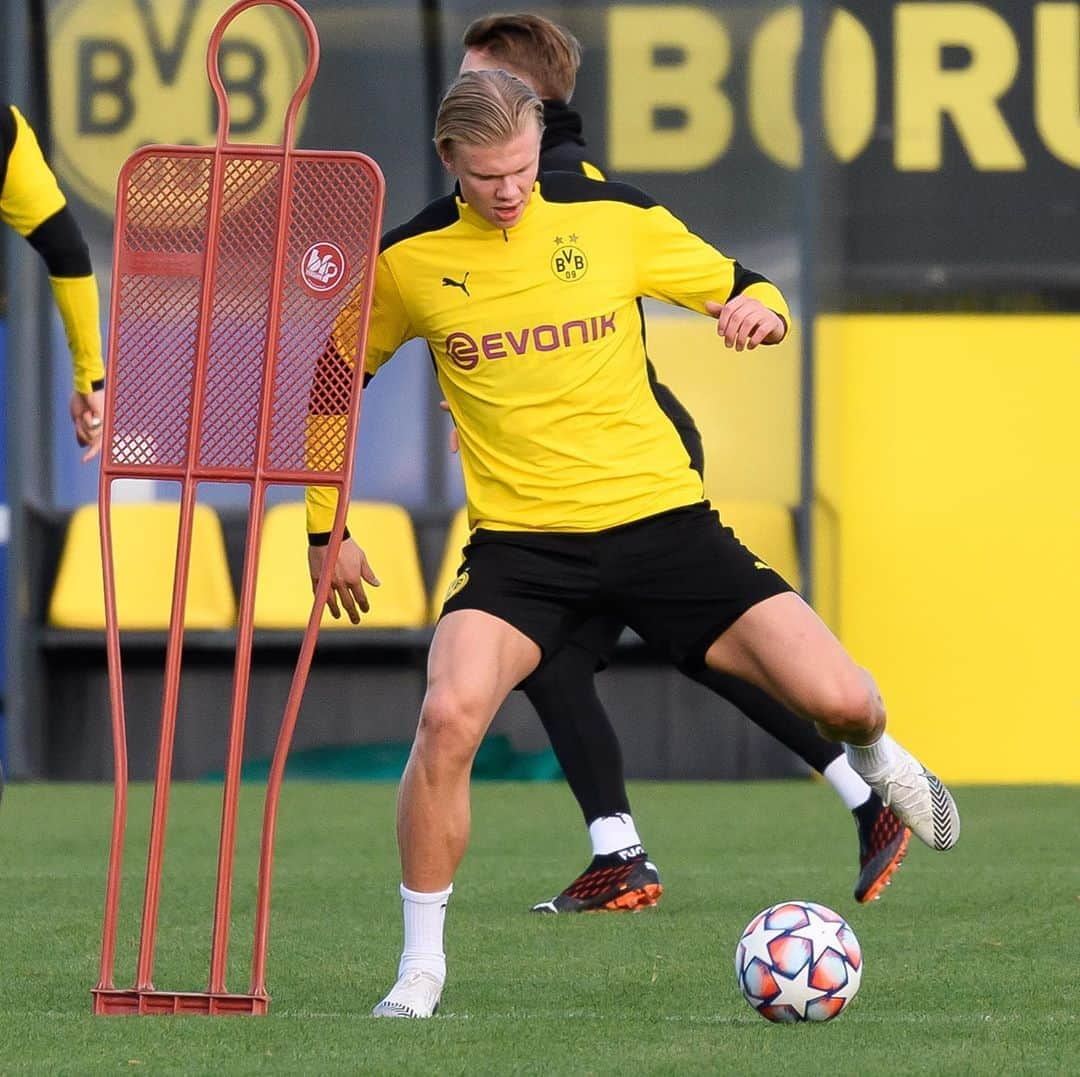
[
  {"xmin": 4, "ymin": 1009, "xmax": 1075, "ymax": 1025},
  {"xmin": 267, "ymin": 1010, "xmax": 1077, "ymax": 1025}
]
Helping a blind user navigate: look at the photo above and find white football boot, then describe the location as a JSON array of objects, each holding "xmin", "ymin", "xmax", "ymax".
[
  {"xmin": 372, "ymin": 970, "xmax": 443, "ymax": 1018},
  {"xmin": 863, "ymin": 737, "xmax": 960, "ymax": 851}
]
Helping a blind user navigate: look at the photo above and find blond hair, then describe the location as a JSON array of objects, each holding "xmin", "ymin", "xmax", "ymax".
[
  {"xmin": 434, "ymin": 69, "xmax": 544, "ymax": 158},
  {"xmin": 462, "ymin": 13, "xmax": 582, "ymax": 102}
]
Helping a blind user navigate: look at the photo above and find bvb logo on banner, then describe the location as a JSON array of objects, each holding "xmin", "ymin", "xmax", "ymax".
[{"xmin": 48, "ymin": 0, "xmax": 308, "ymax": 216}]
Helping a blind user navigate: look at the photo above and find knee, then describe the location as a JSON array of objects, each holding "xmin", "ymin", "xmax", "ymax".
[
  {"xmin": 416, "ymin": 686, "xmax": 487, "ymax": 767},
  {"xmin": 808, "ymin": 669, "xmax": 885, "ymax": 741}
]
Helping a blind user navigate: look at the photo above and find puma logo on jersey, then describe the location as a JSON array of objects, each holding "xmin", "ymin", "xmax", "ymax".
[{"xmin": 442, "ymin": 272, "xmax": 470, "ymax": 296}]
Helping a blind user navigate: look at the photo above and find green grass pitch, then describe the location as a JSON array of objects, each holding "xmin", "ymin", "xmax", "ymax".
[{"xmin": 0, "ymin": 781, "xmax": 1074, "ymax": 1074}]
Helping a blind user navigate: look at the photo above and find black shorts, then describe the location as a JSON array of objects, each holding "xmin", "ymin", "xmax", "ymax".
[{"xmin": 439, "ymin": 502, "xmax": 793, "ymax": 671}]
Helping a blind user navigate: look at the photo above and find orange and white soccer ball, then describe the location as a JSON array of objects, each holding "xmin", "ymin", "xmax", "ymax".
[{"xmin": 735, "ymin": 900, "xmax": 862, "ymax": 1023}]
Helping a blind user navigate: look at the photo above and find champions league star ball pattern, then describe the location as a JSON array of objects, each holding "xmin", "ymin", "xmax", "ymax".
[{"xmin": 735, "ymin": 901, "xmax": 862, "ymax": 1023}]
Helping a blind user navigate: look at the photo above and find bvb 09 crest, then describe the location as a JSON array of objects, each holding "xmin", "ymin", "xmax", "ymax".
[{"xmin": 551, "ymin": 242, "xmax": 588, "ymax": 282}]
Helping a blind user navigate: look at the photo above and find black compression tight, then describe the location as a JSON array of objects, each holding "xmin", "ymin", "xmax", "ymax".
[
  {"xmin": 522, "ymin": 644, "xmax": 632, "ymax": 824},
  {"xmin": 523, "ymin": 645, "xmax": 846, "ymax": 827},
  {"xmin": 680, "ymin": 665, "xmax": 845, "ymax": 774}
]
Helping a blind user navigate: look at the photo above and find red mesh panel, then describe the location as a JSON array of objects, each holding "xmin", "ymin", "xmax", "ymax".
[
  {"xmin": 108, "ymin": 151, "xmax": 212, "ymax": 470},
  {"xmin": 106, "ymin": 147, "xmax": 381, "ymax": 481},
  {"xmin": 197, "ymin": 155, "xmax": 282, "ymax": 472},
  {"xmin": 267, "ymin": 154, "xmax": 381, "ymax": 475}
]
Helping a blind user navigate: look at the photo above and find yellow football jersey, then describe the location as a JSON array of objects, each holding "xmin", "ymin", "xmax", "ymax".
[{"xmin": 307, "ymin": 172, "xmax": 788, "ymax": 535}]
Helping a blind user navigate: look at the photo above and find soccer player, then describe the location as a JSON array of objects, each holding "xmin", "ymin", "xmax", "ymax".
[
  {"xmin": 1, "ymin": 103, "xmax": 105, "ymax": 460},
  {"xmin": 452, "ymin": 14, "xmax": 909, "ymax": 913},
  {"xmin": 307, "ymin": 70, "xmax": 960, "ymax": 1019}
]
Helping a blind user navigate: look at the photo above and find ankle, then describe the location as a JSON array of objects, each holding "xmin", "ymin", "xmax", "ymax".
[{"xmin": 587, "ymin": 813, "xmax": 642, "ymax": 856}]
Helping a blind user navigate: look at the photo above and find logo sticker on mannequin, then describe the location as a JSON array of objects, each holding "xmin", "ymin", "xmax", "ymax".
[{"xmin": 301, "ymin": 242, "xmax": 347, "ymax": 296}]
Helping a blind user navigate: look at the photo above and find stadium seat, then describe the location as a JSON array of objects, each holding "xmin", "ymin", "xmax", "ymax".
[
  {"xmin": 48, "ymin": 502, "xmax": 236, "ymax": 629},
  {"xmin": 710, "ymin": 499, "xmax": 802, "ymax": 592},
  {"xmin": 430, "ymin": 505, "xmax": 471, "ymax": 623},
  {"xmin": 253, "ymin": 501, "xmax": 427, "ymax": 629}
]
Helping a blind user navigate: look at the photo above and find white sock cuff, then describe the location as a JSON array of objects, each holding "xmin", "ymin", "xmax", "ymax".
[
  {"xmin": 822, "ymin": 756, "xmax": 873, "ymax": 810},
  {"xmin": 400, "ymin": 883, "xmax": 453, "ymax": 905},
  {"xmin": 844, "ymin": 733, "xmax": 894, "ymax": 774},
  {"xmin": 588, "ymin": 813, "xmax": 643, "ymax": 856}
]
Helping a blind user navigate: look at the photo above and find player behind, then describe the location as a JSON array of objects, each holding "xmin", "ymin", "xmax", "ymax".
[
  {"xmin": 307, "ymin": 70, "xmax": 960, "ymax": 1018},
  {"xmin": 1, "ymin": 103, "xmax": 105, "ymax": 459},
  {"xmin": 455, "ymin": 13, "xmax": 909, "ymax": 912}
]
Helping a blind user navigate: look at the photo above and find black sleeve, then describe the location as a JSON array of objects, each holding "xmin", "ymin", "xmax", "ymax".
[
  {"xmin": 731, "ymin": 261, "xmax": 772, "ymax": 297},
  {"xmin": 24, "ymin": 206, "xmax": 93, "ymax": 277},
  {"xmin": 308, "ymin": 527, "xmax": 350, "ymax": 547},
  {"xmin": 0, "ymin": 104, "xmax": 16, "ymax": 179}
]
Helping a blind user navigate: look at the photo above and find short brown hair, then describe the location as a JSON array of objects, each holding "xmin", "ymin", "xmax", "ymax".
[
  {"xmin": 462, "ymin": 13, "xmax": 582, "ymax": 102},
  {"xmin": 434, "ymin": 69, "xmax": 544, "ymax": 158}
]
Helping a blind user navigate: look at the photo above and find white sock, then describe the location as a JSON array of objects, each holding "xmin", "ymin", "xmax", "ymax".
[
  {"xmin": 588, "ymin": 813, "xmax": 643, "ymax": 857},
  {"xmin": 822, "ymin": 755, "xmax": 873, "ymax": 810},
  {"xmin": 844, "ymin": 733, "xmax": 896, "ymax": 779},
  {"xmin": 397, "ymin": 883, "xmax": 452, "ymax": 981}
]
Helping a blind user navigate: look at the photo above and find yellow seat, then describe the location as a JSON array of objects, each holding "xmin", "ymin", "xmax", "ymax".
[
  {"xmin": 48, "ymin": 502, "xmax": 236, "ymax": 629},
  {"xmin": 430, "ymin": 506, "xmax": 472, "ymax": 623},
  {"xmin": 710, "ymin": 498, "xmax": 802, "ymax": 592},
  {"xmin": 253, "ymin": 501, "xmax": 427, "ymax": 629}
]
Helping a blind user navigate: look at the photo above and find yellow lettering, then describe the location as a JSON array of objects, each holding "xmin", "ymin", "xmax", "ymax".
[
  {"xmin": 749, "ymin": 7, "xmax": 875, "ymax": 170},
  {"xmin": 824, "ymin": 10, "xmax": 877, "ymax": 163},
  {"xmin": 895, "ymin": 3, "xmax": 1025, "ymax": 171},
  {"xmin": 1035, "ymin": 4, "xmax": 1080, "ymax": 166},
  {"xmin": 607, "ymin": 5, "xmax": 733, "ymax": 172},
  {"xmin": 748, "ymin": 7, "xmax": 801, "ymax": 169}
]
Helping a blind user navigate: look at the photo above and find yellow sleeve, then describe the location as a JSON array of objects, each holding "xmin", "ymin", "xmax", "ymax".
[
  {"xmin": 0, "ymin": 106, "xmax": 66, "ymax": 235},
  {"xmin": 3, "ymin": 107, "xmax": 106, "ymax": 390},
  {"xmin": 49, "ymin": 273, "xmax": 105, "ymax": 392},
  {"xmin": 358, "ymin": 252, "xmax": 413, "ymax": 377},
  {"xmin": 304, "ymin": 252, "xmax": 413, "ymax": 536},
  {"xmin": 633, "ymin": 204, "xmax": 790, "ymax": 329}
]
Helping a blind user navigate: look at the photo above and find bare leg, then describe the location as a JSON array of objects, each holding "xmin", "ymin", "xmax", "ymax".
[
  {"xmin": 704, "ymin": 592, "xmax": 959, "ymax": 852},
  {"xmin": 398, "ymin": 609, "xmax": 541, "ymax": 891},
  {"xmin": 704, "ymin": 592, "xmax": 885, "ymax": 745},
  {"xmin": 373, "ymin": 610, "xmax": 543, "ymax": 1018}
]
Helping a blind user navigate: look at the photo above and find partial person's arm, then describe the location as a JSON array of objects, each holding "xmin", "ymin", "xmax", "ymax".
[
  {"xmin": 304, "ymin": 253, "xmax": 412, "ymax": 621},
  {"xmin": 1, "ymin": 105, "xmax": 105, "ymax": 460},
  {"xmin": 633, "ymin": 200, "xmax": 789, "ymax": 350}
]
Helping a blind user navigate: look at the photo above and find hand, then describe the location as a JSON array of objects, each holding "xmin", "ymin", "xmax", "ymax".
[
  {"xmin": 70, "ymin": 388, "xmax": 105, "ymax": 462},
  {"xmin": 438, "ymin": 399, "xmax": 459, "ymax": 454},
  {"xmin": 705, "ymin": 297, "xmax": 786, "ymax": 351},
  {"xmin": 308, "ymin": 536, "xmax": 380, "ymax": 625}
]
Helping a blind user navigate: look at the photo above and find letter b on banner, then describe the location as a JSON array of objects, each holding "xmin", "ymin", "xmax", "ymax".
[{"xmin": 49, "ymin": 0, "xmax": 307, "ymax": 215}]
